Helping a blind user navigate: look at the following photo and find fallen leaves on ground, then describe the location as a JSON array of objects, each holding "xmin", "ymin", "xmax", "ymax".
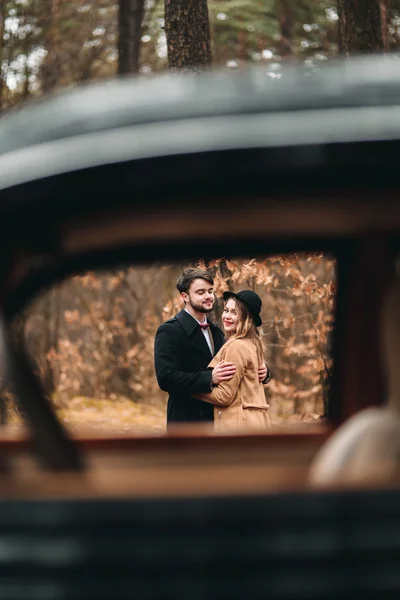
[{"xmin": 57, "ymin": 396, "xmax": 166, "ymax": 434}]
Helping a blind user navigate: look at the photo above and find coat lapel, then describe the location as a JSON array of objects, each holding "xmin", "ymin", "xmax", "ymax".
[
  {"xmin": 209, "ymin": 322, "xmax": 224, "ymax": 354},
  {"xmin": 175, "ymin": 309, "xmax": 215, "ymax": 358}
]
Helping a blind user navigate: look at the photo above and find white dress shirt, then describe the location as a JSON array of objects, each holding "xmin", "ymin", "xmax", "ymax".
[{"xmin": 185, "ymin": 309, "xmax": 214, "ymax": 355}]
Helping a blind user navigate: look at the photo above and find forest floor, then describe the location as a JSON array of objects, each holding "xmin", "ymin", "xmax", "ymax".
[
  {"xmin": 58, "ymin": 396, "xmax": 167, "ymax": 434},
  {"xmin": 5, "ymin": 395, "xmax": 323, "ymax": 434},
  {"xmin": 57, "ymin": 396, "xmax": 322, "ymax": 434}
]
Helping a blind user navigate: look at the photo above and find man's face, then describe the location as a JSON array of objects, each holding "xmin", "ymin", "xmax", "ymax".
[{"xmin": 183, "ymin": 278, "xmax": 215, "ymax": 313}]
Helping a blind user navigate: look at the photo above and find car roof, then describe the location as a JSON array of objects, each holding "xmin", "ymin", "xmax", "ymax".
[{"xmin": 1, "ymin": 56, "xmax": 400, "ymax": 191}]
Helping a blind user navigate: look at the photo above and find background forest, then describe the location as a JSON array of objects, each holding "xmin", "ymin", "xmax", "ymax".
[
  {"xmin": 1, "ymin": 1, "xmax": 399, "ymax": 110},
  {"xmin": 0, "ymin": 1, "xmax": 394, "ymax": 430}
]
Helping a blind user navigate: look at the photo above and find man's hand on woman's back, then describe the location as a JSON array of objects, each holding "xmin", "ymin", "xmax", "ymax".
[{"xmin": 212, "ymin": 361, "xmax": 236, "ymax": 385}]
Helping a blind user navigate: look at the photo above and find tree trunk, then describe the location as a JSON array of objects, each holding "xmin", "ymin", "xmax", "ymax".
[
  {"xmin": 118, "ymin": 0, "xmax": 145, "ymax": 74},
  {"xmin": 338, "ymin": 0, "xmax": 384, "ymax": 56},
  {"xmin": 42, "ymin": 0, "xmax": 61, "ymax": 93},
  {"xmin": 276, "ymin": 0, "xmax": 293, "ymax": 58},
  {"xmin": 23, "ymin": 56, "xmax": 30, "ymax": 100},
  {"xmin": 337, "ymin": 10, "xmax": 345, "ymax": 55},
  {"xmin": 164, "ymin": 0, "xmax": 212, "ymax": 73},
  {"xmin": 380, "ymin": 0, "xmax": 391, "ymax": 51}
]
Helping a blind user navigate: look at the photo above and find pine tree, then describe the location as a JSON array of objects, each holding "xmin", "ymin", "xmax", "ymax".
[
  {"xmin": 164, "ymin": 0, "xmax": 212, "ymax": 72},
  {"xmin": 208, "ymin": 0, "xmax": 339, "ymax": 69},
  {"xmin": 338, "ymin": 0, "xmax": 385, "ymax": 55},
  {"xmin": 118, "ymin": 0, "xmax": 145, "ymax": 74}
]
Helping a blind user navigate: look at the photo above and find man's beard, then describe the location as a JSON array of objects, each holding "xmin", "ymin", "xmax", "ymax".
[{"xmin": 188, "ymin": 298, "xmax": 214, "ymax": 313}]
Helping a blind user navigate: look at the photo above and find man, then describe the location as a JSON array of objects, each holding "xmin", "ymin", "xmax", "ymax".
[{"xmin": 154, "ymin": 267, "xmax": 270, "ymax": 425}]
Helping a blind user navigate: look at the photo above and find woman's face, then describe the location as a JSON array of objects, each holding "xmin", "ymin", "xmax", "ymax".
[{"xmin": 222, "ymin": 298, "xmax": 240, "ymax": 334}]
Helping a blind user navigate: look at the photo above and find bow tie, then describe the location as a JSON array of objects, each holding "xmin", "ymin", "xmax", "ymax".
[{"xmin": 199, "ymin": 322, "xmax": 210, "ymax": 329}]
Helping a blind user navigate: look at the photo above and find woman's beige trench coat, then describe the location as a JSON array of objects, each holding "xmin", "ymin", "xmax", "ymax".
[{"xmin": 194, "ymin": 337, "xmax": 271, "ymax": 432}]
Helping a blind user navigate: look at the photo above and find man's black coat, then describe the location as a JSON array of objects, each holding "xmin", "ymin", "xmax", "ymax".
[{"xmin": 154, "ymin": 309, "xmax": 225, "ymax": 424}]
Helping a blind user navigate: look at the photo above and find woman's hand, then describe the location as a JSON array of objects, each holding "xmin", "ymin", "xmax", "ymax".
[{"xmin": 212, "ymin": 361, "xmax": 236, "ymax": 385}]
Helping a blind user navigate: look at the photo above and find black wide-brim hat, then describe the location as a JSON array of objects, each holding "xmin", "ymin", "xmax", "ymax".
[{"xmin": 223, "ymin": 290, "xmax": 262, "ymax": 327}]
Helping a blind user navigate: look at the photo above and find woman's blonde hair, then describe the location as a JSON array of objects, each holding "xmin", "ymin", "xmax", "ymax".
[{"xmin": 225, "ymin": 297, "xmax": 265, "ymax": 362}]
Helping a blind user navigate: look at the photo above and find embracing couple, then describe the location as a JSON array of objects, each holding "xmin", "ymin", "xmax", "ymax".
[{"xmin": 154, "ymin": 267, "xmax": 272, "ymax": 432}]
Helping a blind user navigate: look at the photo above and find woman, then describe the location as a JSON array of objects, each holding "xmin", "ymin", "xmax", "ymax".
[{"xmin": 194, "ymin": 290, "xmax": 271, "ymax": 432}]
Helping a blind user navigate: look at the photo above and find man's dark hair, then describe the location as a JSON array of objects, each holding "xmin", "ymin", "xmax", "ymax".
[{"xmin": 176, "ymin": 268, "xmax": 214, "ymax": 294}]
